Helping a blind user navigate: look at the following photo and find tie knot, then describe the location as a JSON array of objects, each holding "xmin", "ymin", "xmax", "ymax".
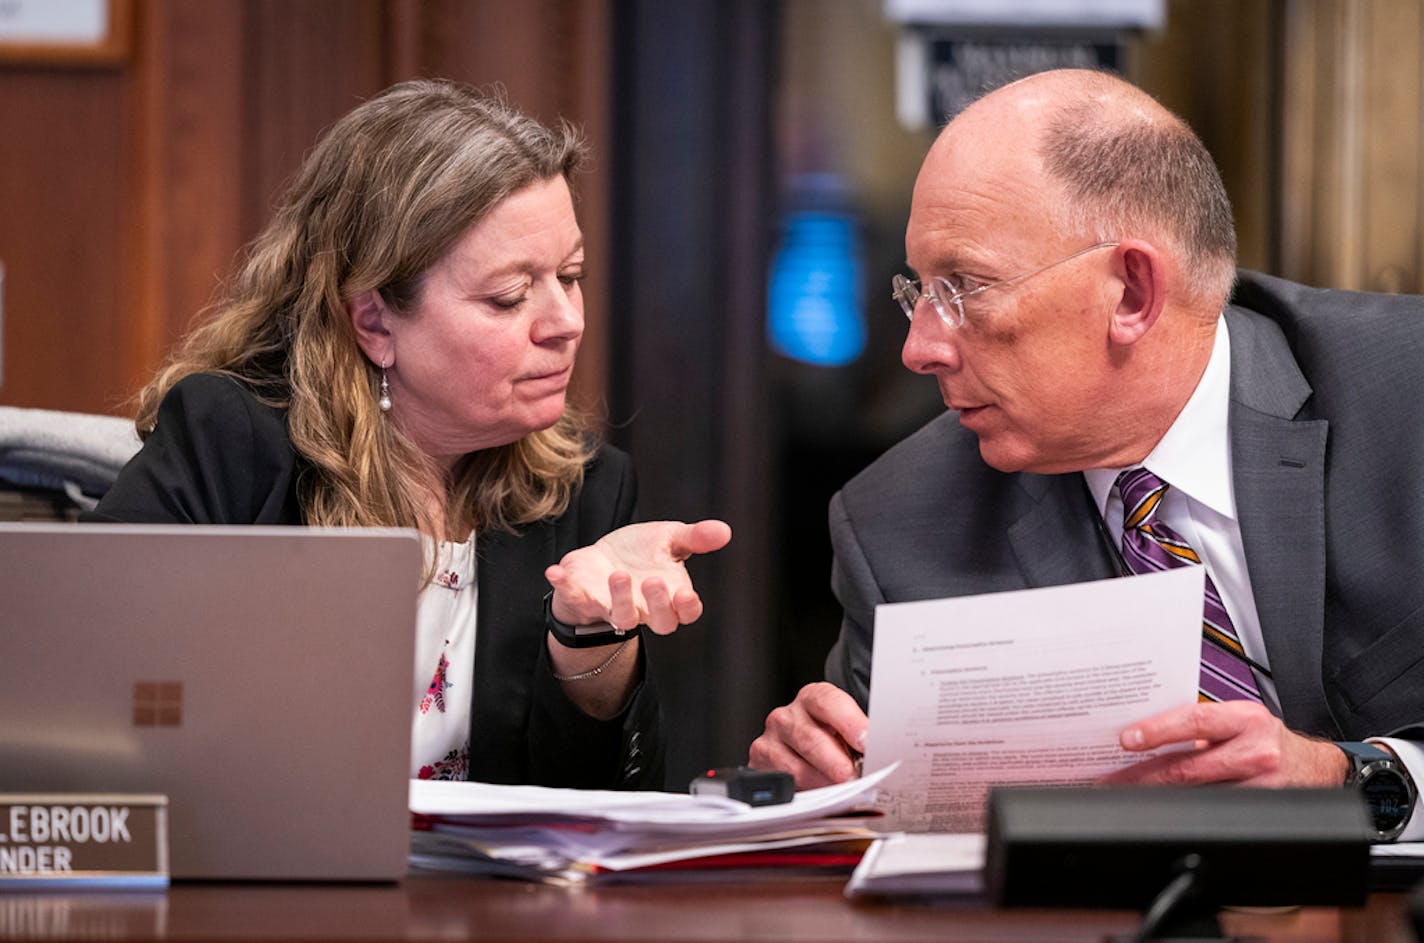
[{"xmin": 1117, "ymin": 467, "xmax": 1168, "ymax": 528}]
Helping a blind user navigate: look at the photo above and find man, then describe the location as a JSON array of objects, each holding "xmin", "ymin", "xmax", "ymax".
[{"xmin": 749, "ymin": 68, "xmax": 1424, "ymax": 838}]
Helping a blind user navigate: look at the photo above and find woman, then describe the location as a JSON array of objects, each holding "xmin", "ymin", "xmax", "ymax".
[{"xmin": 87, "ymin": 79, "xmax": 730, "ymax": 790}]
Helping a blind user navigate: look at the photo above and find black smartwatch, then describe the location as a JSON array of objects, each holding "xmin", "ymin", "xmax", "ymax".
[
  {"xmin": 1338, "ymin": 741, "xmax": 1416, "ymax": 842},
  {"xmin": 543, "ymin": 591, "xmax": 640, "ymax": 648}
]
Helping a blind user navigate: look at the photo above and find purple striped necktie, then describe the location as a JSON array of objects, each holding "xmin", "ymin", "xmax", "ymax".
[{"xmin": 1116, "ymin": 467, "xmax": 1265, "ymax": 704}]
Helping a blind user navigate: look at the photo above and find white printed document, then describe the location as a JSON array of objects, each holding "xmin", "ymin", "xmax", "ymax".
[{"xmin": 863, "ymin": 568, "xmax": 1203, "ymax": 832}]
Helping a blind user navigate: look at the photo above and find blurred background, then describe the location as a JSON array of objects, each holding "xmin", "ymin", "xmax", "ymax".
[{"xmin": 2, "ymin": 0, "xmax": 1422, "ymax": 788}]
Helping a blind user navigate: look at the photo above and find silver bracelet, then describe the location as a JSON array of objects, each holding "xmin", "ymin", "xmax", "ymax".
[{"xmin": 551, "ymin": 639, "xmax": 632, "ymax": 682}]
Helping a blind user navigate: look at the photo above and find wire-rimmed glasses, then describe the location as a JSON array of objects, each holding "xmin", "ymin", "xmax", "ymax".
[{"xmin": 891, "ymin": 241, "xmax": 1120, "ymax": 328}]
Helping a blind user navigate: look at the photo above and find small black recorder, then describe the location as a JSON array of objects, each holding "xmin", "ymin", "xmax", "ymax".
[{"xmin": 689, "ymin": 766, "xmax": 795, "ymax": 806}]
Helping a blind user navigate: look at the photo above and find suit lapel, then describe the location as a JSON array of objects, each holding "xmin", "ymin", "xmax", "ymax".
[
  {"xmin": 1007, "ymin": 472, "xmax": 1120, "ymax": 587},
  {"xmin": 470, "ymin": 522, "xmax": 557, "ymax": 781},
  {"xmin": 1225, "ymin": 308, "xmax": 1333, "ymax": 733}
]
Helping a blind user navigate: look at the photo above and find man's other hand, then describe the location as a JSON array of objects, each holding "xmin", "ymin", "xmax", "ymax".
[
  {"xmin": 749, "ymin": 682, "xmax": 867, "ymax": 789},
  {"xmin": 1103, "ymin": 700, "xmax": 1349, "ymax": 787}
]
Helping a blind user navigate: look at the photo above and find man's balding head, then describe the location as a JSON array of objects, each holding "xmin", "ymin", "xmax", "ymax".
[
  {"xmin": 900, "ymin": 69, "xmax": 1236, "ymax": 473},
  {"xmin": 933, "ymin": 69, "xmax": 1237, "ymax": 309}
]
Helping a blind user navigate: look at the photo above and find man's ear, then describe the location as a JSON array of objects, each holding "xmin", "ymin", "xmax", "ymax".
[
  {"xmin": 1107, "ymin": 241, "xmax": 1165, "ymax": 347},
  {"xmin": 348, "ymin": 289, "xmax": 394, "ymax": 366}
]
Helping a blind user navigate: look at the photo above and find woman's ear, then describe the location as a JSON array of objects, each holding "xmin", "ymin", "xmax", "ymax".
[
  {"xmin": 347, "ymin": 289, "xmax": 394, "ymax": 366},
  {"xmin": 1107, "ymin": 241, "xmax": 1165, "ymax": 347}
]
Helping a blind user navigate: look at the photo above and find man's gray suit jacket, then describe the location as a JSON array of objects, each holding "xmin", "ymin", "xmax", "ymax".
[{"xmin": 824, "ymin": 270, "xmax": 1424, "ymax": 744}]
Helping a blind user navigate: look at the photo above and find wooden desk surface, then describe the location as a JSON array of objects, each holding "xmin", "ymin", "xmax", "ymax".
[{"xmin": 0, "ymin": 876, "xmax": 1413, "ymax": 943}]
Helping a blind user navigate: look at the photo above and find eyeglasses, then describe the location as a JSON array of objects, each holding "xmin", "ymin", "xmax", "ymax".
[{"xmin": 891, "ymin": 241, "xmax": 1119, "ymax": 328}]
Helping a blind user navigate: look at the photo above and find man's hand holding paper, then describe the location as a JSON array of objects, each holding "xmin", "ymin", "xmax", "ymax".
[
  {"xmin": 856, "ymin": 568, "xmax": 1206, "ymax": 832},
  {"xmin": 1106, "ymin": 699, "xmax": 1350, "ymax": 787},
  {"xmin": 750, "ymin": 567, "xmax": 1351, "ymax": 815},
  {"xmin": 750, "ymin": 683, "xmax": 868, "ymax": 790}
]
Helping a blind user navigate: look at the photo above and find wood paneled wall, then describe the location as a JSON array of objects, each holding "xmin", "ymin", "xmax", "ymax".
[
  {"xmin": 1134, "ymin": 0, "xmax": 1424, "ymax": 294},
  {"xmin": 0, "ymin": 65, "xmax": 132, "ymax": 411},
  {"xmin": 0, "ymin": 0, "xmax": 611, "ymax": 415},
  {"xmin": 1278, "ymin": 0, "xmax": 1424, "ymax": 293}
]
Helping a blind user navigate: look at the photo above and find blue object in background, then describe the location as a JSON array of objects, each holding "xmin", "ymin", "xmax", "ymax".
[{"xmin": 767, "ymin": 210, "xmax": 867, "ymax": 367}]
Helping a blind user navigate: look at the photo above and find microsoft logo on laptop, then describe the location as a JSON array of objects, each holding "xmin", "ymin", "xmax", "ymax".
[{"xmin": 132, "ymin": 682, "xmax": 182, "ymax": 727}]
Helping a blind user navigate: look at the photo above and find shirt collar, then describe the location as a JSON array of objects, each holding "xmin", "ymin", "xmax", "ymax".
[{"xmin": 1084, "ymin": 317, "xmax": 1235, "ymax": 519}]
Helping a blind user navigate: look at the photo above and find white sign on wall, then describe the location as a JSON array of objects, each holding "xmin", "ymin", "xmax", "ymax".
[
  {"xmin": 0, "ymin": 0, "xmax": 109, "ymax": 44},
  {"xmin": 0, "ymin": 0, "xmax": 125, "ymax": 64}
]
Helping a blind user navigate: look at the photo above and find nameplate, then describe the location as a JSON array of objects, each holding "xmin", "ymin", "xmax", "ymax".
[{"xmin": 0, "ymin": 794, "xmax": 168, "ymax": 889}]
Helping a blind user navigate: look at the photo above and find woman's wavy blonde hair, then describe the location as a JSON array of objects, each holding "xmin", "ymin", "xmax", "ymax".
[{"xmin": 133, "ymin": 79, "xmax": 593, "ymax": 539}]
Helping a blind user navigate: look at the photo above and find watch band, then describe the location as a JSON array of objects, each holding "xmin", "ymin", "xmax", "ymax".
[
  {"xmin": 1339, "ymin": 741, "xmax": 1393, "ymax": 771},
  {"xmin": 543, "ymin": 590, "xmax": 640, "ymax": 648}
]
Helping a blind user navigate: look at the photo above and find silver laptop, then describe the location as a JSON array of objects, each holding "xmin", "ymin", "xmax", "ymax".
[{"xmin": 0, "ymin": 523, "xmax": 421, "ymax": 881}]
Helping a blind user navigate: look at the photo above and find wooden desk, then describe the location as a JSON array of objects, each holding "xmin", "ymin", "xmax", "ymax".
[{"xmin": 0, "ymin": 876, "xmax": 1412, "ymax": 942}]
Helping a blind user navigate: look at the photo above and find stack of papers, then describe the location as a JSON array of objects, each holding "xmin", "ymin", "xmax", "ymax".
[{"xmin": 407, "ymin": 766, "xmax": 896, "ymax": 885}]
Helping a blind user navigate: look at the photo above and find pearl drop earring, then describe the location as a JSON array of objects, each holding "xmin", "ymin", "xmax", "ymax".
[{"xmin": 378, "ymin": 358, "xmax": 392, "ymax": 412}]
